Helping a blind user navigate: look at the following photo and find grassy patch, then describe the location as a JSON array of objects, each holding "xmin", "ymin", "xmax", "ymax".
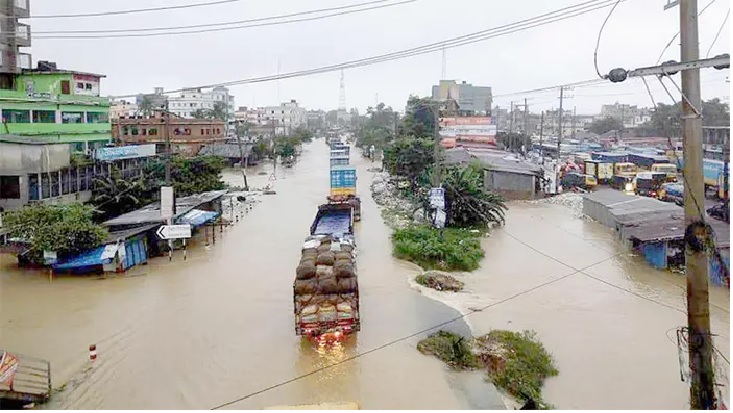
[
  {"xmin": 392, "ymin": 226, "xmax": 484, "ymax": 271},
  {"xmin": 417, "ymin": 331, "xmax": 481, "ymax": 369},
  {"xmin": 415, "ymin": 271, "xmax": 465, "ymax": 292},
  {"xmin": 477, "ymin": 330, "xmax": 558, "ymax": 409}
]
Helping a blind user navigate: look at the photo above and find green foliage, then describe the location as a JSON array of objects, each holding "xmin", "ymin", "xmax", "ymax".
[
  {"xmin": 391, "ymin": 226, "xmax": 484, "ymax": 271},
  {"xmin": 273, "ymin": 134, "xmax": 301, "ymax": 158},
  {"xmin": 482, "ymin": 330, "xmax": 558, "ymax": 408},
  {"xmin": 148, "ymin": 155, "xmax": 227, "ymax": 197},
  {"xmin": 417, "ymin": 331, "xmax": 481, "ymax": 369},
  {"xmin": 383, "ymin": 137, "xmax": 434, "ymax": 190},
  {"xmin": 637, "ymin": 98, "xmax": 729, "ymax": 137},
  {"xmin": 192, "ymin": 101, "xmax": 228, "ymax": 121},
  {"xmin": 400, "ymin": 95, "xmax": 435, "ymax": 138},
  {"xmin": 357, "ymin": 102, "xmax": 398, "ymax": 150},
  {"xmin": 442, "ymin": 162, "xmax": 507, "ymax": 227},
  {"xmin": 252, "ymin": 140, "xmax": 271, "ymax": 160},
  {"xmin": 586, "ymin": 116, "xmax": 624, "ymax": 134},
  {"xmin": 91, "ymin": 170, "xmax": 152, "ymax": 221},
  {"xmin": 3, "ymin": 203, "xmax": 108, "ymax": 263},
  {"xmin": 291, "ymin": 126, "xmax": 314, "ymax": 143}
]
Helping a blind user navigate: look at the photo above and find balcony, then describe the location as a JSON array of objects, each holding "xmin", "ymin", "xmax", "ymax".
[
  {"xmin": 15, "ymin": 24, "xmax": 30, "ymax": 47},
  {"xmin": 0, "ymin": 89, "xmax": 109, "ymax": 106},
  {"xmin": 2, "ymin": 122, "xmax": 111, "ymax": 137}
]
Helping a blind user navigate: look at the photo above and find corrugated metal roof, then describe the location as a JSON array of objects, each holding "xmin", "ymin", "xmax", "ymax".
[
  {"xmin": 105, "ymin": 223, "xmax": 160, "ymax": 243},
  {"xmin": 444, "ymin": 147, "xmax": 543, "ymax": 176},
  {"xmin": 102, "ymin": 190, "xmax": 227, "ymax": 227},
  {"xmin": 626, "ymin": 214, "xmax": 730, "ymax": 248},
  {"xmin": 198, "ymin": 144, "xmax": 251, "ymax": 158}
]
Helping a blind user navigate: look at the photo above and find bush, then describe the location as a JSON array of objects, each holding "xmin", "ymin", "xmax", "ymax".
[
  {"xmin": 477, "ymin": 330, "xmax": 559, "ymax": 408},
  {"xmin": 417, "ymin": 331, "xmax": 481, "ymax": 369},
  {"xmin": 415, "ymin": 271, "xmax": 464, "ymax": 291},
  {"xmin": 392, "ymin": 226, "xmax": 484, "ymax": 271}
]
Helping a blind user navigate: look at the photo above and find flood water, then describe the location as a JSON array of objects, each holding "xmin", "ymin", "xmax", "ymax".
[
  {"xmin": 0, "ymin": 141, "xmax": 503, "ymax": 410},
  {"xmin": 1, "ymin": 140, "xmax": 729, "ymax": 410}
]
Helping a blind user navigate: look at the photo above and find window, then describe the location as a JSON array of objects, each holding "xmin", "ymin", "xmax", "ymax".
[
  {"xmin": 86, "ymin": 111, "xmax": 108, "ymax": 123},
  {"xmin": 122, "ymin": 127, "xmax": 129, "ymax": 135},
  {"xmin": 28, "ymin": 173, "xmax": 39, "ymax": 200},
  {"xmin": 32, "ymin": 110, "xmax": 56, "ymax": 123},
  {"xmin": 200, "ymin": 129, "xmax": 204, "ymax": 135},
  {"xmin": 61, "ymin": 169, "xmax": 71, "ymax": 195},
  {"xmin": 131, "ymin": 127, "xmax": 139, "ymax": 136},
  {"xmin": 69, "ymin": 168, "xmax": 78, "ymax": 193},
  {"xmin": 2, "ymin": 109, "xmax": 30, "ymax": 123},
  {"xmin": 148, "ymin": 128, "xmax": 157, "ymax": 135},
  {"xmin": 0, "ymin": 175, "xmax": 20, "ymax": 199},
  {"xmin": 62, "ymin": 111, "xmax": 83, "ymax": 124},
  {"xmin": 141, "ymin": 128, "xmax": 147, "ymax": 136},
  {"xmin": 206, "ymin": 129, "xmax": 210, "ymax": 135},
  {"xmin": 76, "ymin": 82, "xmax": 84, "ymax": 90},
  {"xmin": 85, "ymin": 83, "xmax": 93, "ymax": 91},
  {"xmin": 50, "ymin": 172, "xmax": 60, "ymax": 197},
  {"xmin": 41, "ymin": 173, "xmax": 50, "ymax": 199}
]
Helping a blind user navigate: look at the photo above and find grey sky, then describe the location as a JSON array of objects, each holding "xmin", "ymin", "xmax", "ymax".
[{"xmin": 30, "ymin": 0, "xmax": 730, "ymax": 114}]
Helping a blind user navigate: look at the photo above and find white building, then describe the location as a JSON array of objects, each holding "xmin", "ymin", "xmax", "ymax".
[
  {"xmin": 262, "ymin": 100, "xmax": 306, "ymax": 134},
  {"xmin": 109, "ymin": 100, "xmax": 138, "ymax": 120},
  {"xmin": 168, "ymin": 86, "xmax": 236, "ymax": 135}
]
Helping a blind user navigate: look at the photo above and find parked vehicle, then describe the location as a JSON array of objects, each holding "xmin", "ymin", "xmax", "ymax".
[
  {"xmin": 294, "ymin": 202, "xmax": 360, "ymax": 338},
  {"xmin": 707, "ymin": 199, "xmax": 730, "ymax": 223},
  {"xmin": 650, "ymin": 163, "xmax": 679, "ymax": 182},
  {"xmin": 675, "ymin": 157, "xmax": 730, "ymax": 199},
  {"xmin": 560, "ymin": 172, "xmax": 598, "ymax": 191},
  {"xmin": 584, "ymin": 160, "xmax": 613, "ymax": 184},
  {"xmin": 659, "ymin": 182, "xmax": 684, "ymax": 204},
  {"xmin": 609, "ymin": 162, "xmax": 638, "ymax": 192},
  {"xmin": 634, "ymin": 172, "xmax": 667, "ymax": 198}
]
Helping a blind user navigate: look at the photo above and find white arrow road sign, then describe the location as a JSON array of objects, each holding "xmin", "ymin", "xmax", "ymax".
[{"xmin": 156, "ymin": 224, "xmax": 192, "ymax": 240}]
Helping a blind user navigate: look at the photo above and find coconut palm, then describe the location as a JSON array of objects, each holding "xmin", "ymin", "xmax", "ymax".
[
  {"xmin": 91, "ymin": 171, "xmax": 151, "ymax": 220},
  {"xmin": 441, "ymin": 162, "xmax": 507, "ymax": 227}
]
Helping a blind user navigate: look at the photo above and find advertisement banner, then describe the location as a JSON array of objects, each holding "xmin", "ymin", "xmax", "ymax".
[
  {"xmin": 440, "ymin": 117, "xmax": 492, "ymax": 127},
  {"xmin": 95, "ymin": 144, "xmax": 156, "ymax": 162},
  {"xmin": 0, "ymin": 351, "xmax": 20, "ymax": 389}
]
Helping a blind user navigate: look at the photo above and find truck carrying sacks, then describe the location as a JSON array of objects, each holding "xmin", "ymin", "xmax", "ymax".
[{"xmin": 293, "ymin": 234, "xmax": 360, "ymax": 337}]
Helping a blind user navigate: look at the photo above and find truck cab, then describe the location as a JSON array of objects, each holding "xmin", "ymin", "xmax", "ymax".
[
  {"xmin": 610, "ymin": 162, "xmax": 638, "ymax": 192},
  {"xmin": 634, "ymin": 172, "xmax": 667, "ymax": 198},
  {"xmin": 650, "ymin": 163, "xmax": 678, "ymax": 182}
]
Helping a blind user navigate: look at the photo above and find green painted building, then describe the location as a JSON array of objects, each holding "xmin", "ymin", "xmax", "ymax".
[{"xmin": 0, "ymin": 68, "xmax": 110, "ymax": 152}]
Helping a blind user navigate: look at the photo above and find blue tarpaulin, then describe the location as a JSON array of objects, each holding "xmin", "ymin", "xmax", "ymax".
[
  {"xmin": 52, "ymin": 246, "xmax": 113, "ymax": 270},
  {"xmin": 177, "ymin": 209, "xmax": 220, "ymax": 228},
  {"xmin": 314, "ymin": 210, "xmax": 351, "ymax": 236}
]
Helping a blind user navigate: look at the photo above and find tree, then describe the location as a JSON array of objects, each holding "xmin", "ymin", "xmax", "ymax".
[
  {"xmin": 192, "ymin": 102, "xmax": 228, "ymax": 121},
  {"xmin": 441, "ymin": 162, "xmax": 507, "ymax": 227},
  {"xmin": 291, "ymin": 126, "xmax": 313, "ymax": 143},
  {"xmin": 400, "ymin": 95, "xmax": 435, "ymax": 138},
  {"xmin": 357, "ymin": 102, "xmax": 398, "ymax": 150},
  {"xmin": 3, "ymin": 203, "xmax": 108, "ymax": 264},
  {"xmin": 702, "ymin": 98, "xmax": 730, "ymax": 126},
  {"xmin": 383, "ymin": 137, "xmax": 435, "ymax": 191},
  {"xmin": 137, "ymin": 96, "xmax": 155, "ymax": 117},
  {"xmin": 495, "ymin": 132, "xmax": 531, "ymax": 152},
  {"xmin": 91, "ymin": 170, "xmax": 152, "ymax": 221},
  {"xmin": 587, "ymin": 116, "xmax": 624, "ymax": 134},
  {"xmin": 147, "ymin": 155, "xmax": 227, "ymax": 197}
]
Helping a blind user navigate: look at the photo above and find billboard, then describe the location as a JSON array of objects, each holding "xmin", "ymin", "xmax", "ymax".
[
  {"xmin": 440, "ymin": 117, "xmax": 492, "ymax": 127},
  {"xmin": 95, "ymin": 144, "xmax": 157, "ymax": 161}
]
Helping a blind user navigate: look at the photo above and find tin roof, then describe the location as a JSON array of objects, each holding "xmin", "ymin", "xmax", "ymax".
[{"xmin": 102, "ymin": 190, "xmax": 228, "ymax": 227}]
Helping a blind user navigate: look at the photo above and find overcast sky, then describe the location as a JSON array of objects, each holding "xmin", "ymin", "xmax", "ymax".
[{"xmin": 28, "ymin": 0, "xmax": 730, "ymax": 114}]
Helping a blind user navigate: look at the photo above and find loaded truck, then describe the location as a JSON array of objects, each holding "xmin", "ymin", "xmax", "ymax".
[{"xmin": 293, "ymin": 202, "xmax": 360, "ymax": 338}]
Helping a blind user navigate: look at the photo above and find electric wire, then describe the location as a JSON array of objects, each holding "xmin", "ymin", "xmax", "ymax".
[
  {"xmin": 705, "ymin": 9, "xmax": 730, "ymax": 58},
  {"xmin": 593, "ymin": 0, "xmax": 623, "ymax": 79},
  {"xmin": 655, "ymin": 0, "xmax": 719, "ymax": 65},
  {"xmin": 29, "ymin": 0, "xmax": 415, "ymax": 37},
  {"xmin": 108, "ymin": 0, "xmax": 621, "ymax": 98},
  {"xmin": 25, "ymin": 0, "xmax": 241, "ymax": 19},
  {"xmin": 209, "ymin": 251, "xmax": 624, "ymax": 410}
]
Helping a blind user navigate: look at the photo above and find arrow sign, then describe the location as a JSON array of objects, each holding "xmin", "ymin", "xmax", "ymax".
[{"xmin": 156, "ymin": 224, "xmax": 192, "ymax": 240}]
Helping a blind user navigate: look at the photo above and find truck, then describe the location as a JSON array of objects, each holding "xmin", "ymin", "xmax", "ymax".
[
  {"xmin": 293, "ymin": 202, "xmax": 360, "ymax": 338},
  {"xmin": 330, "ymin": 165, "xmax": 357, "ymax": 198},
  {"xmin": 331, "ymin": 143, "xmax": 350, "ymax": 156},
  {"xmin": 650, "ymin": 162, "xmax": 678, "ymax": 182},
  {"xmin": 634, "ymin": 171, "xmax": 667, "ymax": 198},
  {"xmin": 675, "ymin": 157, "xmax": 730, "ymax": 199},
  {"xmin": 583, "ymin": 159, "xmax": 614, "ymax": 184},
  {"xmin": 330, "ymin": 155, "xmax": 350, "ymax": 167},
  {"xmin": 609, "ymin": 162, "xmax": 638, "ymax": 192}
]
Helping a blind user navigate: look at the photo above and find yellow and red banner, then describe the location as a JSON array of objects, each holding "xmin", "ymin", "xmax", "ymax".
[{"xmin": 0, "ymin": 351, "xmax": 19, "ymax": 389}]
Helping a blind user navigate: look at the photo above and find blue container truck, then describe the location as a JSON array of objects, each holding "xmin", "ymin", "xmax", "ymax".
[
  {"xmin": 330, "ymin": 165, "xmax": 357, "ymax": 188},
  {"xmin": 330, "ymin": 155, "xmax": 350, "ymax": 167},
  {"xmin": 675, "ymin": 157, "xmax": 730, "ymax": 199}
]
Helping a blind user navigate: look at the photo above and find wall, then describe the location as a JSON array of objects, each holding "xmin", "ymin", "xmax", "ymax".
[
  {"xmin": 484, "ymin": 170, "xmax": 536, "ymax": 200},
  {"xmin": 0, "ymin": 142, "xmax": 71, "ymax": 173}
]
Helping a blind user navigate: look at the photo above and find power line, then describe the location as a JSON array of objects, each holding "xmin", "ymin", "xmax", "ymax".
[
  {"xmin": 655, "ymin": 0, "xmax": 719, "ymax": 65},
  {"xmin": 705, "ymin": 9, "xmax": 730, "ymax": 58},
  {"xmin": 109, "ymin": 0, "xmax": 621, "ymax": 98},
  {"xmin": 209, "ymin": 251, "xmax": 624, "ymax": 410},
  {"xmin": 29, "ymin": 0, "xmax": 415, "ymax": 37},
  {"xmin": 593, "ymin": 0, "xmax": 623, "ymax": 79},
  {"xmin": 25, "ymin": 0, "xmax": 241, "ymax": 19}
]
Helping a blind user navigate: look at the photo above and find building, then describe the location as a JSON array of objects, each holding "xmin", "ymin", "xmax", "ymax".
[
  {"xmin": 136, "ymin": 87, "xmax": 168, "ymax": 113},
  {"xmin": 432, "ymin": 80, "xmax": 492, "ymax": 114},
  {"xmin": 168, "ymin": 86, "xmax": 235, "ymax": 136},
  {"xmin": 0, "ymin": 61, "xmax": 111, "ymax": 152},
  {"xmin": 600, "ymin": 103, "xmax": 641, "ymax": 124},
  {"xmin": 109, "ymin": 100, "xmax": 138, "ymax": 120},
  {"xmin": 234, "ymin": 106, "xmax": 268, "ymax": 126},
  {"xmin": 262, "ymin": 100, "xmax": 306, "ymax": 135},
  {"xmin": 0, "ymin": 0, "xmax": 32, "ymax": 75},
  {"xmin": 113, "ymin": 110, "xmax": 226, "ymax": 156},
  {"xmin": 0, "ymin": 136, "xmax": 155, "ymax": 211}
]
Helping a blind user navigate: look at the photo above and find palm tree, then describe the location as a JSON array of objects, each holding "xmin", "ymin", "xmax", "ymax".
[
  {"xmin": 442, "ymin": 162, "xmax": 507, "ymax": 227},
  {"xmin": 91, "ymin": 171, "xmax": 150, "ymax": 220},
  {"xmin": 138, "ymin": 96, "xmax": 154, "ymax": 117},
  {"xmin": 210, "ymin": 101, "xmax": 228, "ymax": 121}
]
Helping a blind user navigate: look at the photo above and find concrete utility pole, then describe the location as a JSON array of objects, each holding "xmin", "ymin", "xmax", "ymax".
[
  {"xmin": 164, "ymin": 99, "xmax": 171, "ymax": 185},
  {"xmin": 571, "ymin": 106, "xmax": 577, "ymax": 139},
  {"xmin": 523, "ymin": 98, "xmax": 529, "ymax": 136},
  {"xmin": 539, "ymin": 112, "xmax": 545, "ymax": 158},
  {"xmin": 495, "ymin": 106, "xmax": 501, "ymax": 133},
  {"xmin": 509, "ymin": 101, "xmax": 515, "ymax": 151},
  {"xmin": 557, "ymin": 86, "xmax": 564, "ymax": 161},
  {"xmin": 679, "ymin": 0, "xmax": 715, "ymax": 408}
]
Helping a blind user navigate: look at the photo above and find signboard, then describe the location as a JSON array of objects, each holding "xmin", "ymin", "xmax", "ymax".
[
  {"xmin": 160, "ymin": 186, "xmax": 174, "ymax": 220},
  {"xmin": 431, "ymin": 208, "xmax": 446, "ymax": 229},
  {"xmin": 440, "ymin": 117, "xmax": 492, "ymax": 127},
  {"xmin": 156, "ymin": 224, "xmax": 192, "ymax": 240},
  {"xmin": 0, "ymin": 351, "xmax": 19, "ymax": 389},
  {"xmin": 43, "ymin": 250, "xmax": 57, "ymax": 265},
  {"xmin": 100, "ymin": 244, "xmax": 119, "ymax": 261},
  {"xmin": 95, "ymin": 144, "xmax": 156, "ymax": 162},
  {"xmin": 429, "ymin": 187, "xmax": 445, "ymax": 209}
]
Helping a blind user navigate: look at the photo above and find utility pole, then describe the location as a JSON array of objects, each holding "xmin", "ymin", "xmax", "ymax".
[
  {"xmin": 164, "ymin": 99, "xmax": 171, "ymax": 185},
  {"xmin": 680, "ymin": 0, "xmax": 715, "ymax": 408},
  {"xmin": 571, "ymin": 106, "xmax": 577, "ymax": 140},
  {"xmin": 495, "ymin": 106, "xmax": 501, "ymax": 133},
  {"xmin": 557, "ymin": 86, "xmax": 564, "ymax": 161},
  {"xmin": 523, "ymin": 98, "xmax": 529, "ymax": 136},
  {"xmin": 509, "ymin": 101, "xmax": 515, "ymax": 151},
  {"xmin": 432, "ymin": 102, "xmax": 443, "ymax": 187},
  {"xmin": 539, "ymin": 112, "xmax": 544, "ymax": 158}
]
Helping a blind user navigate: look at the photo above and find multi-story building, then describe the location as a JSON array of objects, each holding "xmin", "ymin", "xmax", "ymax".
[
  {"xmin": 0, "ymin": 61, "xmax": 111, "ymax": 152},
  {"xmin": 601, "ymin": 103, "xmax": 640, "ymax": 124},
  {"xmin": 168, "ymin": 86, "xmax": 235, "ymax": 135},
  {"xmin": 135, "ymin": 87, "xmax": 168, "ymax": 112},
  {"xmin": 432, "ymin": 80, "xmax": 492, "ymax": 114},
  {"xmin": 234, "ymin": 106, "xmax": 269, "ymax": 126},
  {"xmin": 262, "ymin": 100, "xmax": 306, "ymax": 135},
  {"xmin": 0, "ymin": 0, "xmax": 32, "ymax": 77},
  {"xmin": 113, "ymin": 110, "xmax": 227, "ymax": 156},
  {"xmin": 109, "ymin": 100, "xmax": 138, "ymax": 120}
]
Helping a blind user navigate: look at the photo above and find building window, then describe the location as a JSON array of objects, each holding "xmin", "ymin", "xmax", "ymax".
[
  {"xmin": 41, "ymin": 173, "xmax": 50, "ymax": 199},
  {"xmin": 32, "ymin": 110, "xmax": 56, "ymax": 123},
  {"xmin": 0, "ymin": 175, "xmax": 20, "ymax": 199},
  {"xmin": 76, "ymin": 82, "xmax": 84, "ymax": 91},
  {"xmin": 131, "ymin": 127, "xmax": 139, "ymax": 136},
  {"xmin": 61, "ymin": 80, "xmax": 71, "ymax": 95},
  {"xmin": 50, "ymin": 172, "xmax": 60, "ymax": 197},
  {"xmin": 2, "ymin": 109, "xmax": 30, "ymax": 123},
  {"xmin": 122, "ymin": 127, "xmax": 129, "ymax": 135},
  {"xmin": 141, "ymin": 128, "xmax": 147, "ymax": 136},
  {"xmin": 62, "ymin": 111, "xmax": 83, "ymax": 124},
  {"xmin": 85, "ymin": 83, "xmax": 93, "ymax": 91},
  {"xmin": 206, "ymin": 129, "xmax": 210, "ymax": 135},
  {"xmin": 200, "ymin": 129, "xmax": 204, "ymax": 135},
  {"xmin": 61, "ymin": 169, "xmax": 71, "ymax": 195},
  {"xmin": 28, "ymin": 173, "xmax": 39, "ymax": 200},
  {"xmin": 86, "ymin": 111, "xmax": 108, "ymax": 123},
  {"xmin": 148, "ymin": 128, "xmax": 157, "ymax": 135}
]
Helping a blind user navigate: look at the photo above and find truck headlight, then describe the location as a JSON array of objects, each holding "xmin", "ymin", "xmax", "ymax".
[{"xmin": 625, "ymin": 183, "xmax": 633, "ymax": 191}]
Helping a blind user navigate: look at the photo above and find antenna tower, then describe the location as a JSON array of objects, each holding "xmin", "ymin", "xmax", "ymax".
[
  {"xmin": 441, "ymin": 47, "xmax": 447, "ymax": 79},
  {"xmin": 339, "ymin": 70, "xmax": 347, "ymax": 110}
]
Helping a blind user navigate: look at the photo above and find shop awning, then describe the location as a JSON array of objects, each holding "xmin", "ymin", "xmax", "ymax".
[
  {"xmin": 52, "ymin": 246, "xmax": 113, "ymax": 270},
  {"xmin": 176, "ymin": 209, "xmax": 220, "ymax": 228}
]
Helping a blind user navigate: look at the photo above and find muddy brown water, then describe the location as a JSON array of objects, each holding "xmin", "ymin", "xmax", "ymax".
[{"xmin": 1, "ymin": 140, "xmax": 729, "ymax": 409}]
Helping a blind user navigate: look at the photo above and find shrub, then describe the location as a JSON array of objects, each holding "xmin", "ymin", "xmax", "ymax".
[
  {"xmin": 417, "ymin": 331, "xmax": 481, "ymax": 369},
  {"xmin": 392, "ymin": 226, "xmax": 484, "ymax": 271}
]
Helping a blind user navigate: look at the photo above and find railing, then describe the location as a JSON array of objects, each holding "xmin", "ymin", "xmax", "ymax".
[{"xmin": 0, "ymin": 351, "xmax": 51, "ymax": 404}]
